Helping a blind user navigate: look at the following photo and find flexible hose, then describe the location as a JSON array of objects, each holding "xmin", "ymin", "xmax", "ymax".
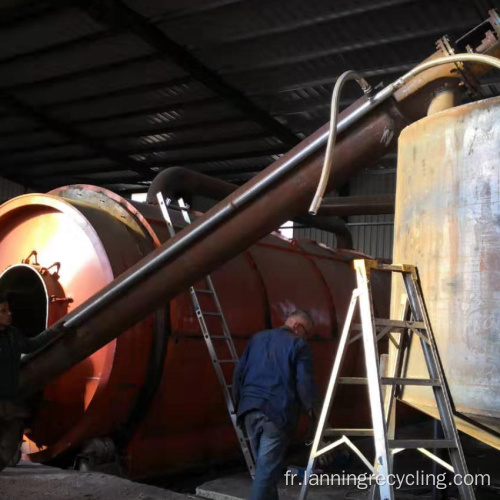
[
  {"xmin": 308, "ymin": 53, "xmax": 500, "ymax": 215},
  {"xmin": 308, "ymin": 71, "xmax": 371, "ymax": 215}
]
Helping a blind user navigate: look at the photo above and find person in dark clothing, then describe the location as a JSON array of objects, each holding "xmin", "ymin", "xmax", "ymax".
[
  {"xmin": 0, "ymin": 295, "xmax": 47, "ymax": 468},
  {"xmin": 0, "ymin": 297, "xmax": 47, "ymax": 401},
  {"xmin": 233, "ymin": 310, "xmax": 319, "ymax": 500}
]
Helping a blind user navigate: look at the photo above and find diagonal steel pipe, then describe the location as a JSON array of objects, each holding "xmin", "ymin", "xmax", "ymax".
[{"xmin": 18, "ymin": 12, "xmax": 500, "ymax": 398}]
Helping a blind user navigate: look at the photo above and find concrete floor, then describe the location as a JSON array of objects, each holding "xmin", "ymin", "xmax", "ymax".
[
  {"xmin": 195, "ymin": 424, "xmax": 500, "ymax": 500},
  {"xmin": 196, "ymin": 473, "xmax": 437, "ymax": 500},
  {"xmin": 1, "ymin": 423, "xmax": 497, "ymax": 500},
  {"xmin": 0, "ymin": 461, "xmax": 192, "ymax": 500},
  {"xmin": 196, "ymin": 473, "xmax": 367, "ymax": 500}
]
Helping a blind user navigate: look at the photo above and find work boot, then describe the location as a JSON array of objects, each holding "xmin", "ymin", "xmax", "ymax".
[{"xmin": 0, "ymin": 419, "xmax": 24, "ymax": 472}]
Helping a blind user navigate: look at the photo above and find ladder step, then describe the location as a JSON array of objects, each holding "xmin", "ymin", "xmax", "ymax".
[
  {"xmin": 382, "ymin": 377, "xmax": 440, "ymax": 386},
  {"xmin": 193, "ymin": 289, "xmax": 214, "ymax": 294},
  {"xmin": 339, "ymin": 377, "xmax": 440, "ymax": 386},
  {"xmin": 389, "ymin": 439, "xmax": 457, "ymax": 449},
  {"xmin": 375, "ymin": 318, "xmax": 426, "ymax": 330},
  {"xmin": 339, "ymin": 377, "xmax": 367, "ymax": 384},
  {"xmin": 217, "ymin": 359, "xmax": 238, "ymax": 363},
  {"xmin": 324, "ymin": 428, "xmax": 374, "ymax": 437},
  {"xmin": 201, "ymin": 311, "xmax": 223, "ymax": 316}
]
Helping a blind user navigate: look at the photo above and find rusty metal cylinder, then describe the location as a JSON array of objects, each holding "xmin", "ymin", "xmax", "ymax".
[
  {"xmin": 393, "ymin": 96, "xmax": 500, "ymax": 436},
  {"xmin": 0, "ymin": 186, "xmax": 390, "ymax": 477}
]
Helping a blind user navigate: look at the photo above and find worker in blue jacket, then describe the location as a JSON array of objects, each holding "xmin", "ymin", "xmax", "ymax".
[{"xmin": 233, "ymin": 309, "xmax": 319, "ymax": 500}]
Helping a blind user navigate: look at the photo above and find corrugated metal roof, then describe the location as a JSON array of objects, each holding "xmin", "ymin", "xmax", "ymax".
[{"xmin": 0, "ymin": 0, "xmax": 497, "ymax": 195}]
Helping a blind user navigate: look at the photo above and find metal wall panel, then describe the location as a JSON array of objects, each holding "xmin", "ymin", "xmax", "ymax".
[
  {"xmin": 0, "ymin": 176, "xmax": 29, "ymax": 204},
  {"xmin": 348, "ymin": 168, "xmax": 395, "ymax": 260},
  {"xmin": 293, "ymin": 168, "xmax": 395, "ymax": 259}
]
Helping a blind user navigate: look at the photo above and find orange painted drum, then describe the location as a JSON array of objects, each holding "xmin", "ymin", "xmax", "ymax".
[{"xmin": 0, "ymin": 185, "xmax": 390, "ymax": 478}]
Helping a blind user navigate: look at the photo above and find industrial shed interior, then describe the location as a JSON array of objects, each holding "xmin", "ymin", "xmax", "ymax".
[{"xmin": 0, "ymin": 1, "xmax": 499, "ymax": 499}]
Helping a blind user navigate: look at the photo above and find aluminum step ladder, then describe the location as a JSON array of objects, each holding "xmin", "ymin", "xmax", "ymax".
[
  {"xmin": 299, "ymin": 259, "xmax": 475, "ymax": 500},
  {"xmin": 156, "ymin": 193, "xmax": 256, "ymax": 478}
]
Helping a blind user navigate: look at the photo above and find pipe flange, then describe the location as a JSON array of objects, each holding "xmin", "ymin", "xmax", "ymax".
[
  {"xmin": 436, "ymin": 35, "xmax": 482, "ymax": 98},
  {"xmin": 489, "ymin": 9, "xmax": 500, "ymax": 37}
]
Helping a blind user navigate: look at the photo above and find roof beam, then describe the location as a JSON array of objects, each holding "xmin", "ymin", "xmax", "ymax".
[
  {"xmin": 46, "ymin": 76, "xmax": 193, "ymax": 109},
  {"xmin": 180, "ymin": 0, "xmax": 416, "ymax": 47},
  {"xmin": 219, "ymin": 22, "xmax": 471, "ymax": 75},
  {"xmin": 68, "ymin": 0, "xmax": 299, "ymax": 147},
  {"xmin": 68, "ymin": 96, "xmax": 220, "ymax": 126},
  {"xmin": 0, "ymin": 53, "xmax": 160, "ymax": 93},
  {"xmin": 0, "ymin": 133, "xmax": 275, "ymax": 170},
  {"xmin": 24, "ymin": 148, "xmax": 283, "ymax": 180},
  {"xmin": 0, "ymin": 2, "xmax": 60, "ymax": 28},
  {"xmin": 0, "ymin": 115, "xmax": 245, "ymax": 145},
  {"xmin": 0, "ymin": 90, "xmax": 156, "ymax": 180}
]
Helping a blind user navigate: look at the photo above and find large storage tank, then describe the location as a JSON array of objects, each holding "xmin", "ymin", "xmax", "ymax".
[
  {"xmin": 0, "ymin": 185, "xmax": 390, "ymax": 478},
  {"xmin": 393, "ymin": 96, "xmax": 500, "ymax": 443}
]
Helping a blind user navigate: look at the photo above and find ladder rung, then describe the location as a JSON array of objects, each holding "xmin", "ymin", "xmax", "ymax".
[
  {"xmin": 382, "ymin": 377, "xmax": 440, "ymax": 386},
  {"xmin": 201, "ymin": 311, "xmax": 223, "ymax": 316},
  {"xmin": 324, "ymin": 428, "xmax": 374, "ymax": 437},
  {"xmin": 217, "ymin": 359, "xmax": 238, "ymax": 363},
  {"xmin": 339, "ymin": 377, "xmax": 440, "ymax": 386},
  {"xmin": 389, "ymin": 439, "xmax": 456, "ymax": 449},
  {"xmin": 193, "ymin": 289, "xmax": 214, "ymax": 294},
  {"xmin": 372, "ymin": 263, "xmax": 416, "ymax": 274},
  {"xmin": 375, "ymin": 318, "xmax": 426, "ymax": 330},
  {"xmin": 339, "ymin": 377, "xmax": 367, "ymax": 384}
]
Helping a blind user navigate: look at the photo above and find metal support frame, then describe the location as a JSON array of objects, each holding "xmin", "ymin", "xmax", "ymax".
[
  {"xmin": 299, "ymin": 259, "xmax": 475, "ymax": 500},
  {"xmin": 70, "ymin": 0, "xmax": 300, "ymax": 148},
  {"xmin": 0, "ymin": 90, "xmax": 156, "ymax": 182}
]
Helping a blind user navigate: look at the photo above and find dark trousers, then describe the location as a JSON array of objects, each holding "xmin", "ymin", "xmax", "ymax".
[{"xmin": 244, "ymin": 410, "xmax": 290, "ymax": 500}]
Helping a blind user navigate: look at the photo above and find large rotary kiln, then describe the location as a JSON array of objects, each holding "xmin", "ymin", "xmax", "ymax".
[{"xmin": 0, "ymin": 186, "xmax": 390, "ymax": 477}]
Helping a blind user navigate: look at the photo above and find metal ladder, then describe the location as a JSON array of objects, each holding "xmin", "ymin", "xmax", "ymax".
[
  {"xmin": 299, "ymin": 259, "xmax": 475, "ymax": 500},
  {"xmin": 156, "ymin": 193, "xmax": 256, "ymax": 478}
]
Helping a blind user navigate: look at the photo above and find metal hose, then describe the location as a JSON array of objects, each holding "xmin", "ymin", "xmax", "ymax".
[
  {"xmin": 308, "ymin": 71, "xmax": 371, "ymax": 215},
  {"xmin": 309, "ymin": 53, "xmax": 500, "ymax": 216}
]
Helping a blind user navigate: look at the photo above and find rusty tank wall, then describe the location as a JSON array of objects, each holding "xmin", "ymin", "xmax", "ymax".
[
  {"xmin": 0, "ymin": 185, "xmax": 390, "ymax": 478},
  {"xmin": 393, "ymin": 96, "xmax": 500, "ymax": 438}
]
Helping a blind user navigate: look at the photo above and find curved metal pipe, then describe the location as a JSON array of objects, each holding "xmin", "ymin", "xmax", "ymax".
[
  {"xmin": 146, "ymin": 167, "xmax": 234, "ymax": 205},
  {"xmin": 145, "ymin": 166, "xmax": 353, "ymax": 246},
  {"xmin": 294, "ymin": 215, "xmax": 353, "ymax": 249}
]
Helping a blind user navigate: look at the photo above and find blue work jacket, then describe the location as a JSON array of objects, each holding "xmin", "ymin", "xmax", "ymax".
[{"xmin": 233, "ymin": 326, "xmax": 319, "ymax": 431}]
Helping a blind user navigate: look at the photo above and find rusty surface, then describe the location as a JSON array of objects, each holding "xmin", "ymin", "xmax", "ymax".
[
  {"xmin": 0, "ymin": 191, "xmax": 158, "ymax": 465},
  {"xmin": 392, "ymin": 96, "xmax": 500, "ymax": 440},
  {"xmin": 0, "ymin": 188, "xmax": 390, "ymax": 475},
  {"xmin": 18, "ymin": 99, "xmax": 407, "ymax": 400},
  {"xmin": 394, "ymin": 10, "xmax": 500, "ymax": 121}
]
